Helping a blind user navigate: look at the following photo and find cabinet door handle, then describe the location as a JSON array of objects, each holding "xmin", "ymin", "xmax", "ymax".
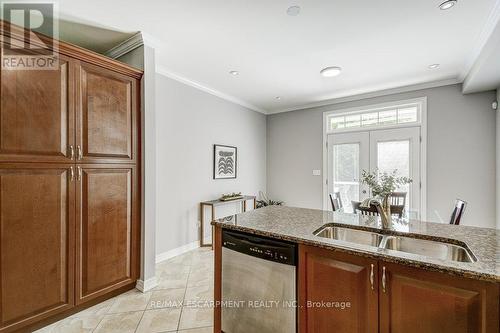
[
  {"xmin": 382, "ymin": 266, "xmax": 387, "ymax": 293},
  {"xmin": 69, "ymin": 145, "xmax": 74, "ymax": 160},
  {"xmin": 70, "ymin": 166, "xmax": 74, "ymax": 182},
  {"xmin": 77, "ymin": 166, "xmax": 82, "ymax": 181},
  {"xmin": 370, "ymin": 264, "xmax": 374, "ymax": 290},
  {"xmin": 77, "ymin": 145, "xmax": 83, "ymax": 160}
]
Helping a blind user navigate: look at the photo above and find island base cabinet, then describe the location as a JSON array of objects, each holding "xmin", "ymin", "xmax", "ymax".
[
  {"xmin": 298, "ymin": 245, "xmax": 499, "ymax": 333},
  {"xmin": 379, "ymin": 262, "xmax": 500, "ymax": 333},
  {"xmin": 298, "ymin": 245, "xmax": 379, "ymax": 333}
]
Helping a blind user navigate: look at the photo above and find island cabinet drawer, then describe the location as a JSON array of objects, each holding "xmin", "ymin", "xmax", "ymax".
[{"xmin": 298, "ymin": 244, "xmax": 500, "ymax": 333}]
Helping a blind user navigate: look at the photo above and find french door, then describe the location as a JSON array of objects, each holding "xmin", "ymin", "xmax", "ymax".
[
  {"xmin": 327, "ymin": 127, "xmax": 421, "ymax": 218},
  {"xmin": 327, "ymin": 132, "xmax": 370, "ymax": 212}
]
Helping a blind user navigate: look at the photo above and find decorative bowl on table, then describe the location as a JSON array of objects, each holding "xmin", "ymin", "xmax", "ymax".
[{"xmin": 220, "ymin": 192, "xmax": 244, "ymax": 201}]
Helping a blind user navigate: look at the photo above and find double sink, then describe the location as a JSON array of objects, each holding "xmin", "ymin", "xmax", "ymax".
[{"xmin": 314, "ymin": 225, "xmax": 476, "ymax": 263}]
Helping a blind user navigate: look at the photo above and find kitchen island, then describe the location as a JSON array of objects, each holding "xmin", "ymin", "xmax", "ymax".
[{"xmin": 212, "ymin": 206, "xmax": 500, "ymax": 333}]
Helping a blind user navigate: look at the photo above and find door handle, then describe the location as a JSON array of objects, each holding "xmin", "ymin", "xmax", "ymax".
[
  {"xmin": 382, "ymin": 266, "xmax": 387, "ymax": 293},
  {"xmin": 370, "ymin": 264, "xmax": 374, "ymax": 290},
  {"xmin": 362, "ymin": 190, "xmax": 367, "ymax": 194},
  {"xmin": 77, "ymin": 145, "xmax": 83, "ymax": 160},
  {"xmin": 70, "ymin": 166, "xmax": 74, "ymax": 182},
  {"xmin": 77, "ymin": 166, "xmax": 82, "ymax": 181},
  {"xmin": 69, "ymin": 145, "xmax": 74, "ymax": 160}
]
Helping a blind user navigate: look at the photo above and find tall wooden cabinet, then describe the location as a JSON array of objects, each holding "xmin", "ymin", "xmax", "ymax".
[
  {"xmin": 76, "ymin": 164, "xmax": 138, "ymax": 305},
  {"xmin": 0, "ymin": 22, "xmax": 142, "ymax": 332},
  {"xmin": 0, "ymin": 55, "xmax": 75, "ymax": 163},
  {"xmin": 0, "ymin": 165, "xmax": 75, "ymax": 331}
]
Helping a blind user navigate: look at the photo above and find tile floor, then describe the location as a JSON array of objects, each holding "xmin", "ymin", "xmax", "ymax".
[{"xmin": 35, "ymin": 248, "xmax": 214, "ymax": 333}]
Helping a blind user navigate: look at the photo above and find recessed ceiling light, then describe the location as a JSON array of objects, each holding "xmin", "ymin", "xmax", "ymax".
[
  {"xmin": 320, "ymin": 66, "xmax": 342, "ymax": 77},
  {"xmin": 428, "ymin": 64, "xmax": 440, "ymax": 69},
  {"xmin": 439, "ymin": 0, "xmax": 457, "ymax": 10},
  {"xmin": 287, "ymin": 6, "xmax": 301, "ymax": 16},
  {"xmin": 275, "ymin": 96, "xmax": 281, "ymax": 100},
  {"xmin": 229, "ymin": 70, "xmax": 239, "ymax": 76}
]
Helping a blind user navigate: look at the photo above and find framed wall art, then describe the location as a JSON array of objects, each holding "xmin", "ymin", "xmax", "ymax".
[{"xmin": 213, "ymin": 144, "xmax": 237, "ymax": 179}]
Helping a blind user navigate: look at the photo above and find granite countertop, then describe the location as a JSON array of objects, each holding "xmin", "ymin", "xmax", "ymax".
[{"xmin": 212, "ymin": 206, "xmax": 500, "ymax": 282}]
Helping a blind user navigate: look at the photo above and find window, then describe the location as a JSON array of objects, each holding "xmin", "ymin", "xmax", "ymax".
[{"xmin": 327, "ymin": 102, "xmax": 421, "ymax": 132}]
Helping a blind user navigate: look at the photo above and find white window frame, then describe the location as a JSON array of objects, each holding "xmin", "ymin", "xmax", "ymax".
[{"xmin": 322, "ymin": 97, "xmax": 427, "ymax": 220}]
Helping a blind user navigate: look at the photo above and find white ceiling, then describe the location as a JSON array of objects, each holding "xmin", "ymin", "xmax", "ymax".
[
  {"xmin": 462, "ymin": 9, "xmax": 500, "ymax": 94},
  {"xmin": 57, "ymin": 0, "xmax": 500, "ymax": 114}
]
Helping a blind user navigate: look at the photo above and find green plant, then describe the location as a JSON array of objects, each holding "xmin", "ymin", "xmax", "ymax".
[
  {"xmin": 256, "ymin": 199, "xmax": 284, "ymax": 208},
  {"xmin": 361, "ymin": 169, "xmax": 412, "ymax": 199},
  {"xmin": 256, "ymin": 191, "xmax": 284, "ymax": 208}
]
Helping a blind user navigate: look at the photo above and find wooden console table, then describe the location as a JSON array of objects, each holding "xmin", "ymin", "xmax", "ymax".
[{"xmin": 199, "ymin": 195, "xmax": 257, "ymax": 247}]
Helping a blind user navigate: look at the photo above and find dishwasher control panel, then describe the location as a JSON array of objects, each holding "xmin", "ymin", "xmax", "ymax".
[{"xmin": 222, "ymin": 230, "xmax": 296, "ymax": 266}]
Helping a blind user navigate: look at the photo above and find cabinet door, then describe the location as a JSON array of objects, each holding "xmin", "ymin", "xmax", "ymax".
[
  {"xmin": 298, "ymin": 245, "xmax": 378, "ymax": 333},
  {"xmin": 0, "ymin": 164, "xmax": 75, "ymax": 332},
  {"xmin": 77, "ymin": 62, "xmax": 138, "ymax": 164},
  {"xmin": 379, "ymin": 262, "xmax": 499, "ymax": 333},
  {"xmin": 76, "ymin": 164, "xmax": 139, "ymax": 304},
  {"xmin": 0, "ymin": 55, "xmax": 75, "ymax": 163}
]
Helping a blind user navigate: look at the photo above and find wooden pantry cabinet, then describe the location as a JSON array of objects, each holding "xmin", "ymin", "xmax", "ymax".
[
  {"xmin": 0, "ymin": 22, "xmax": 142, "ymax": 332},
  {"xmin": 299, "ymin": 244, "xmax": 499, "ymax": 333}
]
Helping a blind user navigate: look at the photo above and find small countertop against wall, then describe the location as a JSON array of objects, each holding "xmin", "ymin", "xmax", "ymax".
[{"xmin": 212, "ymin": 206, "xmax": 500, "ymax": 282}]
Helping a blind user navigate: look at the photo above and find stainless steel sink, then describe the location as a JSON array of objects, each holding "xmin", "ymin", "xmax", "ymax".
[
  {"xmin": 314, "ymin": 226, "xmax": 384, "ymax": 247},
  {"xmin": 382, "ymin": 236, "xmax": 476, "ymax": 263},
  {"xmin": 313, "ymin": 224, "xmax": 476, "ymax": 263}
]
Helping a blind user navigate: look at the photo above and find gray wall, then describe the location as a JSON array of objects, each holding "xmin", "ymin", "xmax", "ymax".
[
  {"xmin": 155, "ymin": 74, "xmax": 267, "ymax": 255},
  {"xmin": 267, "ymin": 84, "xmax": 497, "ymax": 228}
]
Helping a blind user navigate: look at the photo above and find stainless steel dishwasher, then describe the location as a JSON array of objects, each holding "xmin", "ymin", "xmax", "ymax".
[{"xmin": 221, "ymin": 230, "xmax": 297, "ymax": 333}]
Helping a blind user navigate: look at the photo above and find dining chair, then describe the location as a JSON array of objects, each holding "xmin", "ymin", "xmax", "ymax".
[
  {"xmin": 389, "ymin": 192, "xmax": 407, "ymax": 206},
  {"xmin": 329, "ymin": 192, "xmax": 343, "ymax": 212},
  {"xmin": 389, "ymin": 192, "xmax": 407, "ymax": 218},
  {"xmin": 352, "ymin": 201, "xmax": 380, "ymax": 216},
  {"xmin": 450, "ymin": 199, "xmax": 467, "ymax": 225}
]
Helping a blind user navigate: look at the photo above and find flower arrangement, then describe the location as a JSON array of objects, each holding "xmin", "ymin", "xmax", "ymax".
[
  {"xmin": 361, "ymin": 169, "xmax": 412, "ymax": 199},
  {"xmin": 361, "ymin": 169, "xmax": 412, "ymax": 226}
]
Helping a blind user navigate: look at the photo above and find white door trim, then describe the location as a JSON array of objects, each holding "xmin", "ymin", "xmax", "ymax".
[{"xmin": 322, "ymin": 97, "xmax": 427, "ymax": 220}]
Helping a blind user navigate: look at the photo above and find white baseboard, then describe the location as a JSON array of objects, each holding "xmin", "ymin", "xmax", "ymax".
[
  {"xmin": 155, "ymin": 241, "xmax": 199, "ymax": 264},
  {"xmin": 136, "ymin": 277, "xmax": 158, "ymax": 292}
]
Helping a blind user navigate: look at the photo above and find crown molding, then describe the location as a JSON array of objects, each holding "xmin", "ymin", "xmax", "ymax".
[
  {"xmin": 105, "ymin": 32, "xmax": 143, "ymax": 59},
  {"xmin": 459, "ymin": 0, "xmax": 500, "ymax": 82},
  {"xmin": 268, "ymin": 78, "xmax": 460, "ymax": 114},
  {"xmin": 0, "ymin": 20, "xmax": 143, "ymax": 79},
  {"xmin": 141, "ymin": 32, "xmax": 164, "ymax": 50},
  {"xmin": 155, "ymin": 65, "xmax": 267, "ymax": 114}
]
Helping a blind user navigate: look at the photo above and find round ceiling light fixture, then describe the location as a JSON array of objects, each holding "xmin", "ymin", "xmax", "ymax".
[
  {"xmin": 320, "ymin": 66, "xmax": 342, "ymax": 77},
  {"xmin": 275, "ymin": 96, "xmax": 281, "ymax": 100},
  {"xmin": 428, "ymin": 64, "xmax": 440, "ymax": 69},
  {"xmin": 439, "ymin": 0, "xmax": 457, "ymax": 10},
  {"xmin": 287, "ymin": 6, "xmax": 301, "ymax": 16},
  {"xmin": 229, "ymin": 70, "xmax": 239, "ymax": 76}
]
